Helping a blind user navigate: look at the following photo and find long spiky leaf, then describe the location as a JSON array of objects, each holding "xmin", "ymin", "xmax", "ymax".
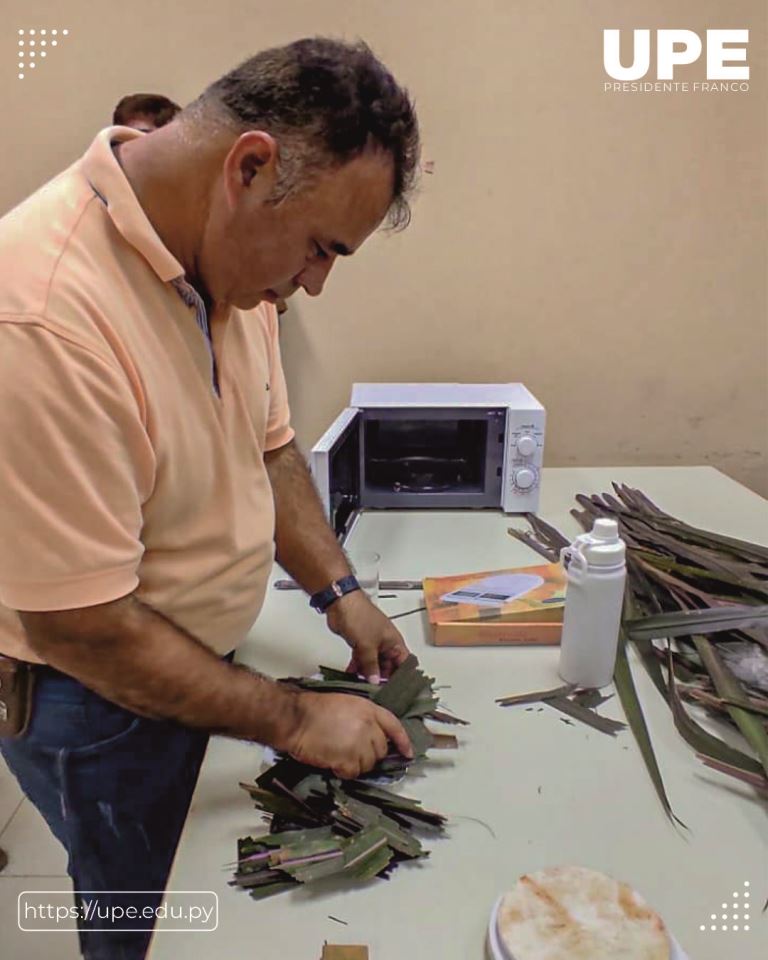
[{"xmin": 614, "ymin": 631, "xmax": 686, "ymax": 829}]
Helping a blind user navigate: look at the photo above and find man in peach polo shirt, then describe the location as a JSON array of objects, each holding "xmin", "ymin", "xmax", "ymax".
[{"xmin": 0, "ymin": 38, "xmax": 418, "ymax": 959}]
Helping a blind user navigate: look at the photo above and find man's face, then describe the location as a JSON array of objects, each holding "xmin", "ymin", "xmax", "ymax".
[{"xmin": 198, "ymin": 133, "xmax": 395, "ymax": 311}]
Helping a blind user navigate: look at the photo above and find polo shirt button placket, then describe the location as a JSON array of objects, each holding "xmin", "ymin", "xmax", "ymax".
[{"xmin": 171, "ymin": 278, "xmax": 221, "ymax": 398}]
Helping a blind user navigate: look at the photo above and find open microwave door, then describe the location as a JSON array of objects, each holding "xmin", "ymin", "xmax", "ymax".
[{"xmin": 310, "ymin": 407, "xmax": 361, "ymax": 539}]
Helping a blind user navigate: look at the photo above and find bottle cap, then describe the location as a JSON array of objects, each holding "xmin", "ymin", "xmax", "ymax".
[{"xmin": 572, "ymin": 518, "xmax": 626, "ymax": 567}]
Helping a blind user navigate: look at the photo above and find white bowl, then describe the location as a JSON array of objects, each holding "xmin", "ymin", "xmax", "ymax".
[{"xmin": 487, "ymin": 894, "xmax": 691, "ymax": 960}]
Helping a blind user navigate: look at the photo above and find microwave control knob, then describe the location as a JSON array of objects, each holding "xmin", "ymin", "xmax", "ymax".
[
  {"xmin": 516, "ymin": 435, "xmax": 537, "ymax": 457},
  {"xmin": 512, "ymin": 466, "xmax": 538, "ymax": 491}
]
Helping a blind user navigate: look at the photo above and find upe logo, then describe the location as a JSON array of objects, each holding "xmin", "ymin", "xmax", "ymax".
[{"xmin": 603, "ymin": 29, "xmax": 749, "ymax": 81}]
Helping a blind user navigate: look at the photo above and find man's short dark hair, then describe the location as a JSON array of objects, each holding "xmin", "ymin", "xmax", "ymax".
[
  {"xmin": 194, "ymin": 37, "xmax": 420, "ymax": 229},
  {"xmin": 113, "ymin": 93, "xmax": 181, "ymax": 128}
]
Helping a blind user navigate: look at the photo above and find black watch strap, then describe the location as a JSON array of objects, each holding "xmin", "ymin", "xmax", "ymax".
[{"xmin": 309, "ymin": 575, "xmax": 361, "ymax": 614}]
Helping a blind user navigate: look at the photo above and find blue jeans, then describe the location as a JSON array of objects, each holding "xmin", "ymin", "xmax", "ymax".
[{"xmin": 0, "ymin": 664, "xmax": 214, "ymax": 959}]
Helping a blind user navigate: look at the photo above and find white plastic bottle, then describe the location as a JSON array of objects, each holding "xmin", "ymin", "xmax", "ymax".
[{"xmin": 558, "ymin": 518, "xmax": 627, "ymax": 688}]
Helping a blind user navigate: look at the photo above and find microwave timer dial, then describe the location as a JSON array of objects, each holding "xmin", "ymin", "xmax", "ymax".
[{"xmin": 511, "ymin": 465, "xmax": 539, "ymax": 491}]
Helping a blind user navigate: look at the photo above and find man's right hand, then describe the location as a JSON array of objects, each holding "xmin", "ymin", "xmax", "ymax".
[
  {"xmin": 17, "ymin": 595, "xmax": 414, "ymax": 772},
  {"xmin": 281, "ymin": 691, "xmax": 414, "ymax": 780}
]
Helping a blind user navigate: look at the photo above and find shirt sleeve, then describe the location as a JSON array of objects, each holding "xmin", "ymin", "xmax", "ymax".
[
  {"xmin": 0, "ymin": 320, "xmax": 155, "ymax": 611},
  {"xmin": 263, "ymin": 307, "xmax": 295, "ymax": 452}
]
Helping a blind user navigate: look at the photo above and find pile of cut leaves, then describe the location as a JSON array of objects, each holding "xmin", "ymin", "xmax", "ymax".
[
  {"xmin": 232, "ymin": 656, "xmax": 467, "ymax": 900},
  {"xmin": 507, "ymin": 484, "xmax": 768, "ymax": 823}
]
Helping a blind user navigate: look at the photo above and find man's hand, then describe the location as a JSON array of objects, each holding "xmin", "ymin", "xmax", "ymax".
[
  {"xmin": 325, "ymin": 590, "xmax": 412, "ymax": 684},
  {"xmin": 263, "ymin": 440, "xmax": 413, "ymax": 682},
  {"xmin": 282, "ymin": 691, "xmax": 413, "ymax": 779}
]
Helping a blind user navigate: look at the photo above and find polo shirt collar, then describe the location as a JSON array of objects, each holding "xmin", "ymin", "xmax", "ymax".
[{"xmin": 80, "ymin": 126, "xmax": 185, "ymax": 284}]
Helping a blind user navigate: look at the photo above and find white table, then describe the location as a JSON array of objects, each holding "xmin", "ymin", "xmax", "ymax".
[{"xmin": 148, "ymin": 467, "xmax": 768, "ymax": 959}]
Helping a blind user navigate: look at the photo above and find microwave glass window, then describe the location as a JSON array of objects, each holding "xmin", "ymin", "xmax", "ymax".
[{"xmin": 363, "ymin": 418, "xmax": 488, "ymax": 493}]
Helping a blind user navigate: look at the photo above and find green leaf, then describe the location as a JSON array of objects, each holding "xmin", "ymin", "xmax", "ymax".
[
  {"xmin": 374, "ymin": 654, "xmax": 432, "ymax": 715},
  {"xmin": 345, "ymin": 781, "xmax": 447, "ymax": 827},
  {"xmin": 239, "ymin": 825, "xmax": 335, "ymax": 855},
  {"xmin": 427, "ymin": 709, "xmax": 470, "ymax": 726},
  {"xmin": 523, "ymin": 511, "xmax": 572, "ymax": 551},
  {"xmin": 318, "ymin": 665, "xmax": 366, "ymax": 682},
  {"xmin": 546, "ymin": 696, "xmax": 627, "ymax": 736},
  {"xmin": 238, "ymin": 783, "xmax": 318, "ymax": 823},
  {"xmin": 496, "ymin": 683, "xmax": 576, "ymax": 707},
  {"xmin": 338, "ymin": 826, "xmax": 393, "ymax": 880},
  {"xmin": 614, "ymin": 631, "xmax": 687, "ymax": 829},
  {"xmin": 634, "ymin": 550, "xmax": 768, "ymax": 599},
  {"xmin": 507, "ymin": 526, "xmax": 560, "ymax": 563},
  {"xmin": 625, "ymin": 606, "xmax": 768, "ymax": 642},
  {"xmin": 400, "ymin": 717, "xmax": 435, "ymax": 757},
  {"xmin": 638, "ymin": 513, "xmax": 768, "ymax": 565},
  {"xmin": 684, "ymin": 687, "xmax": 768, "ymax": 719},
  {"xmin": 247, "ymin": 881, "xmax": 298, "ymax": 900},
  {"xmin": 692, "ymin": 636, "xmax": 768, "ymax": 778},
  {"xmin": 696, "ymin": 755, "xmax": 768, "ymax": 794},
  {"xmin": 332, "ymin": 789, "xmax": 424, "ymax": 858},
  {"xmin": 665, "ymin": 648, "xmax": 763, "ymax": 776}
]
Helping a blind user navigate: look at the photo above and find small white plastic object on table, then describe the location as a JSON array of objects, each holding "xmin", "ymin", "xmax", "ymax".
[{"xmin": 487, "ymin": 895, "xmax": 691, "ymax": 960}]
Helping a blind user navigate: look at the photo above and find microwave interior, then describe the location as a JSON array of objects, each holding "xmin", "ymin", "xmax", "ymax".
[{"xmin": 326, "ymin": 407, "xmax": 507, "ymax": 534}]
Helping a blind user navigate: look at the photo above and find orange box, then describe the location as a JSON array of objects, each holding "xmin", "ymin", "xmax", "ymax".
[
  {"xmin": 321, "ymin": 947, "xmax": 369, "ymax": 960},
  {"xmin": 423, "ymin": 563, "xmax": 566, "ymax": 646}
]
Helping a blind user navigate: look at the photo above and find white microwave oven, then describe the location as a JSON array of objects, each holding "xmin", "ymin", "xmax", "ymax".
[{"xmin": 310, "ymin": 383, "xmax": 546, "ymax": 539}]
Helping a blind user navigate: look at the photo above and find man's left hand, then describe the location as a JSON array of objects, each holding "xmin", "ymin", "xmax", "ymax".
[{"xmin": 325, "ymin": 590, "xmax": 412, "ymax": 683}]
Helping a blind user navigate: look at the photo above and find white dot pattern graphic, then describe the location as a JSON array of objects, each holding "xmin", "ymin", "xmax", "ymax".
[
  {"xmin": 16, "ymin": 28, "xmax": 69, "ymax": 78},
  {"xmin": 701, "ymin": 882, "xmax": 754, "ymax": 933}
]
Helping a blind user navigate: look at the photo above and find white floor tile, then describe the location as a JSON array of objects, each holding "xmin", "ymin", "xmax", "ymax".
[
  {"xmin": 0, "ymin": 875, "xmax": 81, "ymax": 959},
  {"xmin": 0, "ymin": 798, "xmax": 69, "ymax": 877}
]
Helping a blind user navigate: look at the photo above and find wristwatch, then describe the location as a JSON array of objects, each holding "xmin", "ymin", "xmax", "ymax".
[{"xmin": 309, "ymin": 575, "xmax": 361, "ymax": 614}]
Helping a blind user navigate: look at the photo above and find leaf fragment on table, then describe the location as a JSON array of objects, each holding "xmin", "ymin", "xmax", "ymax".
[
  {"xmin": 496, "ymin": 683, "xmax": 576, "ymax": 707},
  {"xmin": 547, "ymin": 696, "xmax": 627, "ymax": 736}
]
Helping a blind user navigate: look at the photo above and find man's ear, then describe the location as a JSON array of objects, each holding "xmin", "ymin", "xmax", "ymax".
[
  {"xmin": 238, "ymin": 132, "xmax": 278, "ymax": 188},
  {"xmin": 223, "ymin": 131, "xmax": 278, "ymax": 209},
  {"xmin": 240, "ymin": 152, "xmax": 261, "ymax": 187}
]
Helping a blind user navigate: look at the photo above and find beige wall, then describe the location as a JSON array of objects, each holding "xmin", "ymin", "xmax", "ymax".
[{"xmin": 3, "ymin": 0, "xmax": 766, "ymax": 496}]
